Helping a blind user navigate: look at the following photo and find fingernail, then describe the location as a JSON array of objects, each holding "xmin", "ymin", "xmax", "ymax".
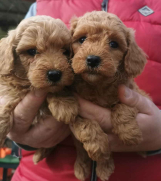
[
  {"xmin": 124, "ymin": 87, "xmax": 131, "ymax": 98},
  {"xmin": 34, "ymin": 89, "xmax": 47, "ymax": 97}
]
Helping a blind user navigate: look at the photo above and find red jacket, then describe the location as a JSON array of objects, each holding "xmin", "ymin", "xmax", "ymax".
[{"xmin": 12, "ymin": 0, "xmax": 161, "ymax": 181}]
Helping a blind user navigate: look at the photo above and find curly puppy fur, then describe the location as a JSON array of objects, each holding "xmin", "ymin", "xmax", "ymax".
[
  {"xmin": 70, "ymin": 11, "xmax": 147, "ymax": 181},
  {"xmin": 0, "ymin": 16, "xmax": 78, "ymax": 163}
]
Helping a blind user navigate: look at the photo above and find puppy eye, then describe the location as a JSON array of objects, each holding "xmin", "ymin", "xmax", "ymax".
[
  {"xmin": 79, "ymin": 36, "xmax": 86, "ymax": 44},
  {"xmin": 109, "ymin": 41, "xmax": 119, "ymax": 48},
  {"xmin": 27, "ymin": 49, "xmax": 37, "ymax": 56},
  {"xmin": 63, "ymin": 49, "xmax": 70, "ymax": 57}
]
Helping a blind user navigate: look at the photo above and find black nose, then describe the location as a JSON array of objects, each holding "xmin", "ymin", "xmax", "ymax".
[
  {"xmin": 86, "ymin": 55, "xmax": 101, "ymax": 68},
  {"xmin": 47, "ymin": 70, "xmax": 62, "ymax": 82}
]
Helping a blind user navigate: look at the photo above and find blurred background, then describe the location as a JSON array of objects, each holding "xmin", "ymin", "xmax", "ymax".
[
  {"xmin": 0, "ymin": 0, "xmax": 35, "ymax": 38},
  {"xmin": 0, "ymin": 1, "xmax": 35, "ymax": 180}
]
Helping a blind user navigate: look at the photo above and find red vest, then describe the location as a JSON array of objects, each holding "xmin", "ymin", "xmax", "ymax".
[{"xmin": 12, "ymin": 0, "xmax": 161, "ymax": 181}]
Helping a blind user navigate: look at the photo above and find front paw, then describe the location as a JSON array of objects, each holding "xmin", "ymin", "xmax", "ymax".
[
  {"xmin": 48, "ymin": 98, "xmax": 78, "ymax": 124},
  {"xmin": 112, "ymin": 105, "xmax": 143, "ymax": 145},
  {"xmin": 113, "ymin": 123, "xmax": 143, "ymax": 145},
  {"xmin": 120, "ymin": 129, "xmax": 142, "ymax": 145},
  {"xmin": 52, "ymin": 106, "xmax": 77, "ymax": 124},
  {"xmin": 84, "ymin": 133, "xmax": 110, "ymax": 162},
  {"xmin": 71, "ymin": 118, "xmax": 110, "ymax": 162}
]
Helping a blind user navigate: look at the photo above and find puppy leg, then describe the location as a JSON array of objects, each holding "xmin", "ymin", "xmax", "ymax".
[
  {"xmin": 111, "ymin": 104, "xmax": 142, "ymax": 145},
  {"xmin": 33, "ymin": 147, "xmax": 55, "ymax": 164},
  {"xmin": 73, "ymin": 137, "xmax": 91, "ymax": 181},
  {"xmin": 96, "ymin": 156, "xmax": 114, "ymax": 181},
  {"xmin": 0, "ymin": 111, "xmax": 13, "ymax": 147},
  {"xmin": 47, "ymin": 94, "xmax": 78, "ymax": 124},
  {"xmin": 71, "ymin": 117, "xmax": 110, "ymax": 162},
  {"xmin": 0, "ymin": 97, "xmax": 21, "ymax": 147}
]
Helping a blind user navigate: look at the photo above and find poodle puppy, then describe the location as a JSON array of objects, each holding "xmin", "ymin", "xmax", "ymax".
[
  {"xmin": 0, "ymin": 16, "xmax": 78, "ymax": 163},
  {"xmin": 70, "ymin": 11, "xmax": 147, "ymax": 181}
]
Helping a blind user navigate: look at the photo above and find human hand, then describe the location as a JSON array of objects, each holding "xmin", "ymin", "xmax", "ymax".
[
  {"xmin": 6, "ymin": 90, "xmax": 70, "ymax": 148},
  {"xmin": 76, "ymin": 85, "xmax": 161, "ymax": 152}
]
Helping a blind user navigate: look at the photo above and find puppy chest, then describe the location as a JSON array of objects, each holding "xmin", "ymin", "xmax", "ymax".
[{"xmin": 76, "ymin": 86, "xmax": 119, "ymax": 108}]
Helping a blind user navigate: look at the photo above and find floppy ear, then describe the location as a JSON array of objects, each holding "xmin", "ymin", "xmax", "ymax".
[
  {"xmin": 70, "ymin": 16, "xmax": 78, "ymax": 35},
  {"xmin": 0, "ymin": 30, "xmax": 16, "ymax": 75},
  {"xmin": 124, "ymin": 29, "xmax": 147, "ymax": 77}
]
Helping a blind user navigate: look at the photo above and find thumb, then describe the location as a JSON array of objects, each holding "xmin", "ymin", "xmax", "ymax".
[{"xmin": 118, "ymin": 85, "xmax": 152, "ymax": 115}]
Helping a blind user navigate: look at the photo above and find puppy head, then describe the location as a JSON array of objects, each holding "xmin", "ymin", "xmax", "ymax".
[
  {"xmin": 71, "ymin": 11, "xmax": 146, "ymax": 84},
  {"xmin": 0, "ymin": 16, "xmax": 74, "ymax": 92}
]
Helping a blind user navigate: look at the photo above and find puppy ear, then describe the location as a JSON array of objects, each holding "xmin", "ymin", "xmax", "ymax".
[
  {"xmin": 70, "ymin": 16, "xmax": 78, "ymax": 35},
  {"xmin": 0, "ymin": 30, "xmax": 16, "ymax": 75},
  {"xmin": 124, "ymin": 29, "xmax": 147, "ymax": 77}
]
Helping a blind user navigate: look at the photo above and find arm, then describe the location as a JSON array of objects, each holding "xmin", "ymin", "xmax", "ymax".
[{"xmin": 24, "ymin": 2, "xmax": 37, "ymax": 19}]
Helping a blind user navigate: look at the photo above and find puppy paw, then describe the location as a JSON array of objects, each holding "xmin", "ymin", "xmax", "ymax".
[
  {"xmin": 33, "ymin": 147, "xmax": 54, "ymax": 164},
  {"xmin": 96, "ymin": 157, "xmax": 114, "ymax": 181},
  {"xmin": 72, "ymin": 118, "xmax": 110, "ymax": 162},
  {"xmin": 50, "ymin": 104, "xmax": 78, "ymax": 124},
  {"xmin": 33, "ymin": 150, "xmax": 44, "ymax": 164},
  {"xmin": 48, "ymin": 96, "xmax": 78, "ymax": 124},
  {"xmin": 73, "ymin": 137, "xmax": 91, "ymax": 181},
  {"xmin": 112, "ymin": 104, "xmax": 143, "ymax": 145},
  {"xmin": 114, "ymin": 123, "xmax": 143, "ymax": 145},
  {"xmin": 84, "ymin": 132, "xmax": 110, "ymax": 162},
  {"xmin": 74, "ymin": 159, "xmax": 91, "ymax": 181}
]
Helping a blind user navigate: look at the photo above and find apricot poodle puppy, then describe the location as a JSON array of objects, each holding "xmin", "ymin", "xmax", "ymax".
[
  {"xmin": 70, "ymin": 11, "xmax": 147, "ymax": 181},
  {"xmin": 0, "ymin": 16, "xmax": 78, "ymax": 163}
]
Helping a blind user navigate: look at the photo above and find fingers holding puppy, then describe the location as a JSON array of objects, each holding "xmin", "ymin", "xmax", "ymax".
[
  {"xmin": 7, "ymin": 90, "xmax": 70, "ymax": 148},
  {"xmin": 6, "ymin": 90, "xmax": 46, "ymax": 143},
  {"xmin": 118, "ymin": 85, "xmax": 154, "ymax": 115},
  {"xmin": 16, "ymin": 116, "xmax": 70, "ymax": 148},
  {"xmin": 11, "ymin": 90, "xmax": 47, "ymax": 134}
]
